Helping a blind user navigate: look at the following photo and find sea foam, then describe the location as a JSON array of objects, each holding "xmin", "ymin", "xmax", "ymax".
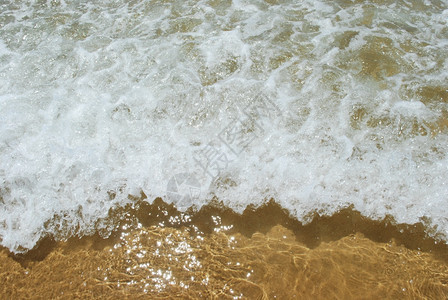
[{"xmin": 0, "ymin": 0, "xmax": 447, "ymax": 252}]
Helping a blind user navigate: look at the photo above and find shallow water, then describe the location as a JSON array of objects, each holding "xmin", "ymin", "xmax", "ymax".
[
  {"xmin": 2, "ymin": 0, "xmax": 447, "ymax": 296},
  {"xmin": 1, "ymin": 199, "xmax": 448, "ymax": 299}
]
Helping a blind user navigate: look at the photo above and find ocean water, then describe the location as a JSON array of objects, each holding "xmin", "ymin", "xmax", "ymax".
[{"xmin": 0, "ymin": 0, "xmax": 447, "ymax": 253}]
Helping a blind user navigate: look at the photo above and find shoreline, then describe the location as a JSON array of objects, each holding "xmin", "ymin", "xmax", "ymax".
[
  {"xmin": 1, "ymin": 198, "xmax": 447, "ymax": 298},
  {"xmin": 9, "ymin": 197, "xmax": 448, "ymax": 261}
]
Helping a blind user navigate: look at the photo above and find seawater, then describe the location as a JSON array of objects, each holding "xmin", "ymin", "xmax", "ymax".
[{"xmin": 0, "ymin": 0, "xmax": 447, "ymax": 253}]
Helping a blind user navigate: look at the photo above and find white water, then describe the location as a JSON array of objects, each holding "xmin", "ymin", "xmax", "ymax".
[{"xmin": 0, "ymin": 0, "xmax": 447, "ymax": 252}]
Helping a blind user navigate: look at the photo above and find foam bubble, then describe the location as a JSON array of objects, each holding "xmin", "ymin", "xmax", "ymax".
[{"xmin": 0, "ymin": 0, "xmax": 447, "ymax": 252}]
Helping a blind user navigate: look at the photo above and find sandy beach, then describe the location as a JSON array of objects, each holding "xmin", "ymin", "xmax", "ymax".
[{"xmin": 2, "ymin": 198, "xmax": 447, "ymax": 299}]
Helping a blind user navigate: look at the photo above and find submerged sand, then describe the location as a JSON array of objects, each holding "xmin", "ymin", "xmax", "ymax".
[{"xmin": 1, "ymin": 199, "xmax": 447, "ymax": 299}]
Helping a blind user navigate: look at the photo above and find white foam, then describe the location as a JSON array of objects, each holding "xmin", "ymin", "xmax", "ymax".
[{"xmin": 0, "ymin": 0, "xmax": 448, "ymax": 252}]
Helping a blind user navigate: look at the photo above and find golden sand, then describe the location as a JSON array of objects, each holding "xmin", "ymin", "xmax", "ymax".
[{"xmin": 1, "ymin": 199, "xmax": 447, "ymax": 299}]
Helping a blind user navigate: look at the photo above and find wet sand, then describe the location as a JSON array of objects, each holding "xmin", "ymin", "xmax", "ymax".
[{"xmin": 1, "ymin": 198, "xmax": 448, "ymax": 299}]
